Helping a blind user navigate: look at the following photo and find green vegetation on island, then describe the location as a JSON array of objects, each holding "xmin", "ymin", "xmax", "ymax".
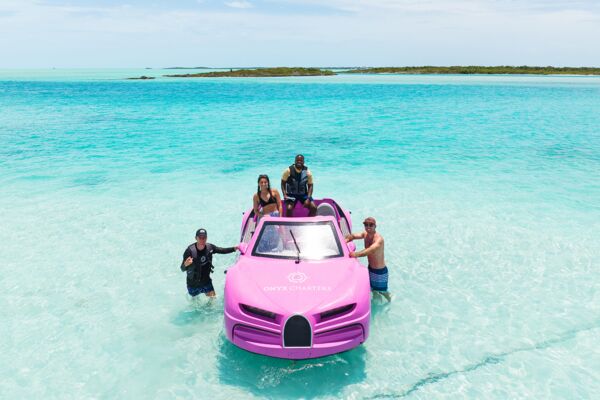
[
  {"xmin": 164, "ymin": 67, "xmax": 210, "ymax": 69},
  {"xmin": 344, "ymin": 66, "xmax": 600, "ymax": 75},
  {"xmin": 164, "ymin": 67, "xmax": 336, "ymax": 77}
]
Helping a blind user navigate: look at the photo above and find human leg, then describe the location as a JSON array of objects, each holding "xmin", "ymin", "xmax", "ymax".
[
  {"xmin": 188, "ymin": 282, "xmax": 215, "ymax": 297},
  {"xmin": 298, "ymin": 195, "xmax": 316, "ymax": 216},
  {"xmin": 285, "ymin": 200, "xmax": 295, "ymax": 217},
  {"xmin": 379, "ymin": 291, "xmax": 392, "ymax": 302},
  {"xmin": 307, "ymin": 200, "xmax": 317, "ymax": 216}
]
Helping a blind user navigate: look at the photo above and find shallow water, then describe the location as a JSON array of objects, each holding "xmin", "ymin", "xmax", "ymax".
[{"xmin": 1, "ymin": 70, "xmax": 599, "ymax": 399}]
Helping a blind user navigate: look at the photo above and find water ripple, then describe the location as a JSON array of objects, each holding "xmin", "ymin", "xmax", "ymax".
[{"xmin": 369, "ymin": 322, "xmax": 600, "ymax": 399}]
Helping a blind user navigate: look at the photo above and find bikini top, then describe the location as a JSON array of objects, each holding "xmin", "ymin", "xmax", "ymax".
[{"xmin": 259, "ymin": 191, "xmax": 278, "ymax": 207}]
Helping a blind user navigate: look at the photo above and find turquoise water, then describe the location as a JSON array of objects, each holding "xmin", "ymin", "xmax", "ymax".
[{"xmin": 1, "ymin": 70, "xmax": 599, "ymax": 399}]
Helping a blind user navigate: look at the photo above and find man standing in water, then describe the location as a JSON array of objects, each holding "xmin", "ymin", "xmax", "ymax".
[
  {"xmin": 181, "ymin": 229, "xmax": 238, "ymax": 298},
  {"xmin": 281, "ymin": 154, "xmax": 317, "ymax": 217},
  {"xmin": 345, "ymin": 217, "xmax": 392, "ymax": 302}
]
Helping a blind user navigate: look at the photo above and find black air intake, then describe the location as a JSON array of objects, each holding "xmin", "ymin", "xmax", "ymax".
[
  {"xmin": 283, "ymin": 315, "xmax": 311, "ymax": 347},
  {"xmin": 240, "ymin": 304, "xmax": 276, "ymax": 321},
  {"xmin": 320, "ymin": 304, "xmax": 355, "ymax": 321}
]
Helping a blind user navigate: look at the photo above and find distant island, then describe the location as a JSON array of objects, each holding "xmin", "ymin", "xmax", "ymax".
[
  {"xmin": 164, "ymin": 67, "xmax": 210, "ymax": 70},
  {"xmin": 126, "ymin": 76, "xmax": 155, "ymax": 80},
  {"xmin": 155, "ymin": 66, "xmax": 600, "ymax": 78},
  {"xmin": 344, "ymin": 66, "xmax": 600, "ymax": 75},
  {"xmin": 164, "ymin": 67, "xmax": 336, "ymax": 77}
]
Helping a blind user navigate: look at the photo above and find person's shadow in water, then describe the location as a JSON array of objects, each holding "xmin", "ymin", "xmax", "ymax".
[{"xmin": 217, "ymin": 336, "xmax": 367, "ymax": 399}]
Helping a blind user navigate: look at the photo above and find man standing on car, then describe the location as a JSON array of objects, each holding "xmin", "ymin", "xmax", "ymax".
[
  {"xmin": 181, "ymin": 228, "xmax": 238, "ymax": 298},
  {"xmin": 345, "ymin": 217, "xmax": 391, "ymax": 302},
  {"xmin": 281, "ymin": 154, "xmax": 317, "ymax": 217}
]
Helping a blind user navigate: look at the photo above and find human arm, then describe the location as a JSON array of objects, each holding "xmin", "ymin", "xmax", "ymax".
[
  {"xmin": 211, "ymin": 245, "xmax": 239, "ymax": 254},
  {"xmin": 345, "ymin": 231, "xmax": 366, "ymax": 242},
  {"xmin": 274, "ymin": 189, "xmax": 283, "ymax": 215},
  {"xmin": 281, "ymin": 168, "xmax": 289, "ymax": 198},
  {"xmin": 306, "ymin": 170, "xmax": 314, "ymax": 199},
  {"xmin": 181, "ymin": 248, "xmax": 193, "ymax": 271},
  {"xmin": 307, "ymin": 184, "xmax": 313, "ymax": 199},
  {"xmin": 253, "ymin": 193, "xmax": 261, "ymax": 216},
  {"xmin": 350, "ymin": 236, "xmax": 383, "ymax": 258}
]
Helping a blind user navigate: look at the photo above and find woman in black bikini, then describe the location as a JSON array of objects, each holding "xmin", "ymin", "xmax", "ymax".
[{"xmin": 253, "ymin": 174, "xmax": 282, "ymax": 218}]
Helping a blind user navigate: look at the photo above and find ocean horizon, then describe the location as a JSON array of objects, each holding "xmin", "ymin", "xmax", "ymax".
[{"xmin": 1, "ymin": 70, "xmax": 599, "ymax": 399}]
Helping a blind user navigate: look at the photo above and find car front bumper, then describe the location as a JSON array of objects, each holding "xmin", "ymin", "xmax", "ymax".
[{"xmin": 224, "ymin": 309, "xmax": 370, "ymax": 359}]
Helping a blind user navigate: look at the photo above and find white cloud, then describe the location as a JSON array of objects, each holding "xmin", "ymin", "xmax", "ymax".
[
  {"xmin": 225, "ymin": 1, "xmax": 253, "ymax": 9},
  {"xmin": 0, "ymin": 0, "xmax": 599, "ymax": 67}
]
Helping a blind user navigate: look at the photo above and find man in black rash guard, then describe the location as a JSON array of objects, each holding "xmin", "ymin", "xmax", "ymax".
[{"xmin": 181, "ymin": 228, "xmax": 238, "ymax": 298}]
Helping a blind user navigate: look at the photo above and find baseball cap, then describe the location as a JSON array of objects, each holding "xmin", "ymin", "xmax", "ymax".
[{"xmin": 195, "ymin": 228, "xmax": 207, "ymax": 237}]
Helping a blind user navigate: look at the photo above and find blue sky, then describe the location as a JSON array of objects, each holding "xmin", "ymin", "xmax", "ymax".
[{"xmin": 1, "ymin": 0, "xmax": 599, "ymax": 67}]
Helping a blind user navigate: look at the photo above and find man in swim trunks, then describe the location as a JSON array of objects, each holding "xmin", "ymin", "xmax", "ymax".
[
  {"xmin": 181, "ymin": 228, "xmax": 238, "ymax": 298},
  {"xmin": 281, "ymin": 154, "xmax": 317, "ymax": 217},
  {"xmin": 345, "ymin": 217, "xmax": 392, "ymax": 302}
]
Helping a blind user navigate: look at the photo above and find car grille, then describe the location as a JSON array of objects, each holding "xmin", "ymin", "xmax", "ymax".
[
  {"xmin": 283, "ymin": 315, "xmax": 312, "ymax": 347},
  {"xmin": 314, "ymin": 324, "xmax": 364, "ymax": 345},
  {"xmin": 233, "ymin": 325, "xmax": 280, "ymax": 346}
]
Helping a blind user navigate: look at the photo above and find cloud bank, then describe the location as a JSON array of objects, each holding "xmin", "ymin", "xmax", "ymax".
[{"xmin": 0, "ymin": 0, "xmax": 599, "ymax": 67}]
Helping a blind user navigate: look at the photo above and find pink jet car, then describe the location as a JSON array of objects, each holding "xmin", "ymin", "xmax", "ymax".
[{"xmin": 224, "ymin": 198, "xmax": 371, "ymax": 359}]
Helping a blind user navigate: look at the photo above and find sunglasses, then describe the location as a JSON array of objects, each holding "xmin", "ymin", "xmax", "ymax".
[{"xmin": 363, "ymin": 223, "xmax": 375, "ymax": 227}]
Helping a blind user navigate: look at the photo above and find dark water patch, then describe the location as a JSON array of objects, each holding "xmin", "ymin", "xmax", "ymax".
[
  {"xmin": 69, "ymin": 173, "xmax": 108, "ymax": 187},
  {"xmin": 367, "ymin": 321, "xmax": 600, "ymax": 398},
  {"xmin": 542, "ymin": 144, "xmax": 600, "ymax": 162},
  {"xmin": 220, "ymin": 165, "xmax": 252, "ymax": 174},
  {"xmin": 21, "ymin": 174, "xmax": 56, "ymax": 181},
  {"xmin": 149, "ymin": 166, "xmax": 178, "ymax": 174}
]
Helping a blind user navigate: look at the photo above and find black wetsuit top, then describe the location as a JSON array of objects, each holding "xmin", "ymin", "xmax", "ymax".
[
  {"xmin": 259, "ymin": 191, "xmax": 278, "ymax": 207},
  {"xmin": 181, "ymin": 243, "xmax": 236, "ymax": 288}
]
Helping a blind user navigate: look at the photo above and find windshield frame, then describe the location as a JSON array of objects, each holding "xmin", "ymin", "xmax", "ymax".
[{"xmin": 251, "ymin": 220, "xmax": 344, "ymax": 261}]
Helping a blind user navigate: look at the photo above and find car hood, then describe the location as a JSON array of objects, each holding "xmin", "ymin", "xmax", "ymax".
[{"xmin": 226, "ymin": 256, "xmax": 367, "ymax": 315}]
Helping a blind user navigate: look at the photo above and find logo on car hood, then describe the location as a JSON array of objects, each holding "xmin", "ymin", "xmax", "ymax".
[
  {"xmin": 262, "ymin": 271, "xmax": 331, "ymax": 292},
  {"xmin": 287, "ymin": 272, "xmax": 308, "ymax": 283}
]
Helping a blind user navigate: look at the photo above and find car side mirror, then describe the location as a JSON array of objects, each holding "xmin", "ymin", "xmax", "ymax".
[
  {"xmin": 347, "ymin": 242, "xmax": 356, "ymax": 252},
  {"xmin": 238, "ymin": 243, "xmax": 248, "ymax": 255}
]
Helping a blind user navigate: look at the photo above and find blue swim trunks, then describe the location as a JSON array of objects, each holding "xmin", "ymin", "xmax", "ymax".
[
  {"xmin": 368, "ymin": 266, "xmax": 389, "ymax": 292},
  {"xmin": 187, "ymin": 282, "xmax": 215, "ymax": 297}
]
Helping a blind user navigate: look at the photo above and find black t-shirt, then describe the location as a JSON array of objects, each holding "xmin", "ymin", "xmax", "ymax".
[{"xmin": 181, "ymin": 243, "xmax": 236, "ymax": 288}]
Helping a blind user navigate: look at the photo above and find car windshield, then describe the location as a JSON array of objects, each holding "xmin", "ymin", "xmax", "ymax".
[{"xmin": 252, "ymin": 221, "xmax": 343, "ymax": 260}]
